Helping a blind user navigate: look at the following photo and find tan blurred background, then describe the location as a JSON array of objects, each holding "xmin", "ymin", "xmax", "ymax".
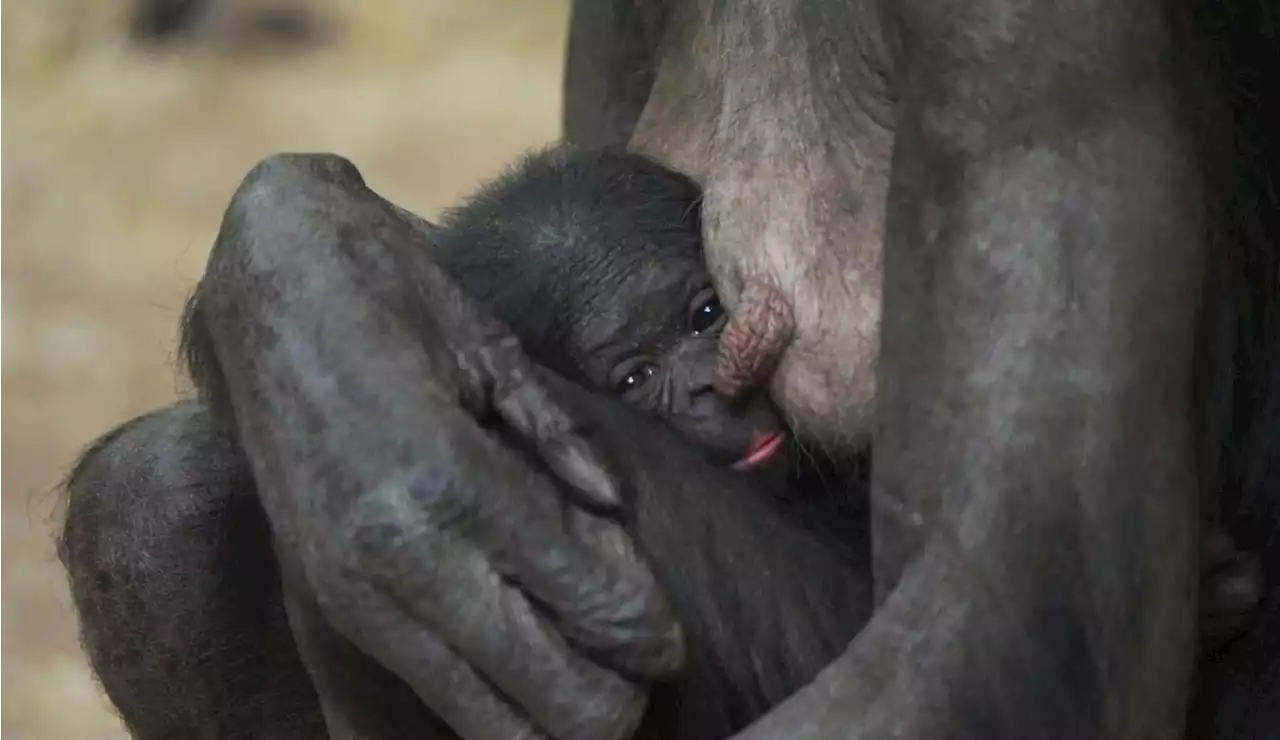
[{"xmin": 3, "ymin": 2, "xmax": 571, "ymax": 736}]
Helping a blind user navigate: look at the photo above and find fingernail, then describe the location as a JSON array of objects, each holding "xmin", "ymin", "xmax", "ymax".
[{"xmin": 546, "ymin": 437, "xmax": 622, "ymax": 509}]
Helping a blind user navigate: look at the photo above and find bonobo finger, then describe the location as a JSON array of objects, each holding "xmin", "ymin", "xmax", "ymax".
[
  {"xmin": 355, "ymin": 192, "xmax": 619, "ymax": 512},
  {"xmin": 429, "ymin": 456, "xmax": 678, "ymax": 678},
  {"xmin": 472, "ymin": 335, "xmax": 623, "ymax": 512},
  {"xmin": 321, "ymin": 578, "xmax": 552, "ymax": 740},
  {"xmin": 344, "ymin": 471, "xmax": 658, "ymax": 740},
  {"xmin": 712, "ymin": 278, "xmax": 795, "ymax": 398},
  {"xmin": 351, "ymin": 426, "xmax": 683, "ymax": 674}
]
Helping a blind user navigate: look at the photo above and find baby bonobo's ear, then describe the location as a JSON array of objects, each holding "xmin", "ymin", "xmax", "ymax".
[{"xmin": 713, "ymin": 278, "xmax": 794, "ymax": 398}]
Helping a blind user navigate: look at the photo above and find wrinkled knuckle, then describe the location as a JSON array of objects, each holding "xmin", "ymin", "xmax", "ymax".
[
  {"xmin": 340, "ymin": 465, "xmax": 467, "ymax": 561},
  {"xmin": 344, "ymin": 502, "xmax": 410, "ymax": 565},
  {"xmin": 363, "ymin": 462, "xmax": 484, "ymax": 554},
  {"xmin": 570, "ymin": 569, "xmax": 685, "ymax": 677},
  {"xmin": 404, "ymin": 459, "xmax": 481, "ymax": 532}
]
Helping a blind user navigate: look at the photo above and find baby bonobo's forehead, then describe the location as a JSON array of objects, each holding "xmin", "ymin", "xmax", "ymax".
[
  {"xmin": 574, "ymin": 258, "xmax": 711, "ymax": 358},
  {"xmin": 432, "ymin": 145, "xmax": 710, "ymax": 369},
  {"xmin": 524, "ymin": 147, "xmax": 711, "ymax": 353}
]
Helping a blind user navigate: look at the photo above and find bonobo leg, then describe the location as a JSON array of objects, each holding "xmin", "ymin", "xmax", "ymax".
[{"xmin": 58, "ymin": 402, "xmax": 327, "ymax": 740}]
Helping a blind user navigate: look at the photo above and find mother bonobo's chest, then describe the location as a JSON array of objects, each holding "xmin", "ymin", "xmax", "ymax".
[{"xmin": 628, "ymin": 0, "xmax": 895, "ymax": 451}]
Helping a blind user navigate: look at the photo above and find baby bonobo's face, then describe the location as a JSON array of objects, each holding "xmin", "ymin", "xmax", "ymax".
[{"xmin": 572, "ymin": 256, "xmax": 787, "ymax": 471}]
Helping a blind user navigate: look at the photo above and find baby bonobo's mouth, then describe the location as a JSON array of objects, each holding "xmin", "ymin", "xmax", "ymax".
[{"xmin": 732, "ymin": 431, "xmax": 786, "ymax": 470}]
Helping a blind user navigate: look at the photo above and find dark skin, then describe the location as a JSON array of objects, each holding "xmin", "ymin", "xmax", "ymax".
[
  {"xmin": 60, "ymin": 0, "xmax": 1271, "ymax": 735},
  {"xmin": 570, "ymin": 3, "xmax": 1277, "ymax": 737},
  {"xmin": 60, "ymin": 143, "xmax": 1260, "ymax": 740},
  {"xmin": 59, "ymin": 147, "xmax": 871, "ymax": 740}
]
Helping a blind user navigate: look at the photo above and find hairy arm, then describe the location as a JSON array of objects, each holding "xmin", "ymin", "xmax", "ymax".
[
  {"xmin": 191, "ymin": 153, "xmax": 682, "ymax": 740},
  {"xmin": 735, "ymin": 1, "xmax": 1204, "ymax": 738}
]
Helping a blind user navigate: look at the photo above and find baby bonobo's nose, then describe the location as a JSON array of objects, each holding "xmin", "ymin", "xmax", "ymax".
[{"xmin": 673, "ymin": 338, "xmax": 720, "ymax": 410}]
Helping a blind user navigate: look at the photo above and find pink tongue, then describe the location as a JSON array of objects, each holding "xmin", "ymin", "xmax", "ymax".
[{"xmin": 732, "ymin": 433, "xmax": 784, "ymax": 470}]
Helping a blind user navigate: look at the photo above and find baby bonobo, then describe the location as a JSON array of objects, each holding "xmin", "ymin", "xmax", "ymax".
[
  {"xmin": 431, "ymin": 146, "xmax": 796, "ymax": 473},
  {"xmin": 432, "ymin": 145, "xmax": 1262, "ymax": 647}
]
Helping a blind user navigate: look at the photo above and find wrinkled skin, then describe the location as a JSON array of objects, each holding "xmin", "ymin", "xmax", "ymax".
[
  {"xmin": 58, "ymin": 0, "xmax": 1278, "ymax": 739},
  {"xmin": 712, "ymin": 278, "xmax": 794, "ymax": 401}
]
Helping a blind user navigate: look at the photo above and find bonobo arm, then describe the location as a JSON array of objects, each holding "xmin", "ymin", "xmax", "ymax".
[
  {"xmin": 732, "ymin": 2, "xmax": 1203, "ymax": 739},
  {"xmin": 562, "ymin": 0, "xmax": 666, "ymax": 150},
  {"xmin": 192, "ymin": 153, "xmax": 681, "ymax": 740}
]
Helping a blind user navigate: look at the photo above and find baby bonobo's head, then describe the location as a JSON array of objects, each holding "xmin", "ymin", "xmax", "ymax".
[{"xmin": 434, "ymin": 145, "xmax": 786, "ymax": 470}]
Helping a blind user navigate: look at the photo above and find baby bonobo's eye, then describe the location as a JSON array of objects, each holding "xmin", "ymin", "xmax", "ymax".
[
  {"xmin": 613, "ymin": 361, "xmax": 658, "ymax": 395},
  {"xmin": 689, "ymin": 289, "xmax": 726, "ymax": 335}
]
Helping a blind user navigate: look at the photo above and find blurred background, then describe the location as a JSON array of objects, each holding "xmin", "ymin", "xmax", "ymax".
[{"xmin": 2, "ymin": 2, "xmax": 571, "ymax": 736}]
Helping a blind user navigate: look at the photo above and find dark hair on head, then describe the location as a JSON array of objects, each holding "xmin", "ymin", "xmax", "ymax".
[{"xmin": 432, "ymin": 145, "xmax": 705, "ymax": 377}]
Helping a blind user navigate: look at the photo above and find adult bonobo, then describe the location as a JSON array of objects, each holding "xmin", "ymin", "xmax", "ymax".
[
  {"xmin": 60, "ymin": 2, "xmax": 1278, "ymax": 740},
  {"xmin": 567, "ymin": 2, "xmax": 1278, "ymax": 738}
]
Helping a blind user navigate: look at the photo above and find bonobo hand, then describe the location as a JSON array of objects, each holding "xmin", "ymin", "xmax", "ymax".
[{"xmin": 193, "ymin": 153, "xmax": 683, "ymax": 740}]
